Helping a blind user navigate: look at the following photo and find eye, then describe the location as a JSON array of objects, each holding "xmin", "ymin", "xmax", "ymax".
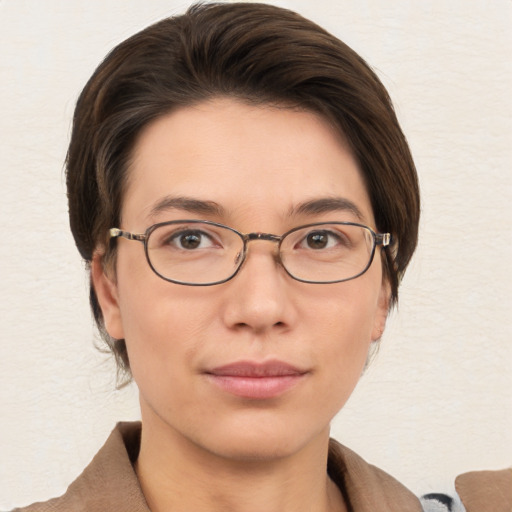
[
  {"xmin": 167, "ymin": 229, "xmax": 218, "ymax": 250},
  {"xmin": 300, "ymin": 230, "xmax": 347, "ymax": 250}
]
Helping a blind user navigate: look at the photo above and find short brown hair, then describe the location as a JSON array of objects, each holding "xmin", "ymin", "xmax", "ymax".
[{"xmin": 66, "ymin": 2, "xmax": 420, "ymax": 381}]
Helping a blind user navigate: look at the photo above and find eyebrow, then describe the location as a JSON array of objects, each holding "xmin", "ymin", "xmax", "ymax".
[
  {"xmin": 147, "ymin": 195, "xmax": 364, "ymax": 222},
  {"xmin": 289, "ymin": 197, "xmax": 365, "ymax": 221},
  {"xmin": 148, "ymin": 196, "xmax": 225, "ymax": 218}
]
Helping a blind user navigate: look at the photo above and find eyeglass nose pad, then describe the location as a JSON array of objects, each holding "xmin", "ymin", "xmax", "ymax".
[
  {"xmin": 234, "ymin": 238, "xmax": 282, "ymax": 271},
  {"xmin": 234, "ymin": 250, "xmax": 244, "ymax": 266},
  {"xmin": 273, "ymin": 246, "xmax": 284, "ymax": 266}
]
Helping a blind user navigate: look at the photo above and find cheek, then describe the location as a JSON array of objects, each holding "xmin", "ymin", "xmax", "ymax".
[
  {"xmin": 114, "ymin": 260, "xmax": 221, "ymax": 384},
  {"xmin": 322, "ymin": 303, "xmax": 374, "ymax": 368},
  {"xmin": 118, "ymin": 292, "xmax": 201, "ymax": 411},
  {"xmin": 308, "ymin": 273, "xmax": 381, "ymax": 339},
  {"xmin": 118, "ymin": 284, "xmax": 206, "ymax": 351},
  {"xmin": 307, "ymin": 275, "xmax": 383, "ymax": 370}
]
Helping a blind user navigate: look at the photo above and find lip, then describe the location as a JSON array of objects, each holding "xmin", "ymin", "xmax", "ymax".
[{"xmin": 205, "ymin": 360, "xmax": 308, "ymax": 399}]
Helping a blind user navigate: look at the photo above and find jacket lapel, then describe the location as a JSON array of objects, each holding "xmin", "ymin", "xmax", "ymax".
[{"xmin": 328, "ymin": 439, "xmax": 424, "ymax": 512}]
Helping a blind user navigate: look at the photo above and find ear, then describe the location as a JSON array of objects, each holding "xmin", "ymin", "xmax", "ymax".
[
  {"xmin": 371, "ymin": 278, "xmax": 391, "ymax": 342},
  {"xmin": 91, "ymin": 252, "xmax": 125, "ymax": 340}
]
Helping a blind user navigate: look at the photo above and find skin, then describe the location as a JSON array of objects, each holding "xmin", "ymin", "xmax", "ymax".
[{"xmin": 92, "ymin": 98, "xmax": 390, "ymax": 512}]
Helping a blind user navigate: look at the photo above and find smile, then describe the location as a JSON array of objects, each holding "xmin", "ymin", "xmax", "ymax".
[{"xmin": 205, "ymin": 361, "xmax": 308, "ymax": 399}]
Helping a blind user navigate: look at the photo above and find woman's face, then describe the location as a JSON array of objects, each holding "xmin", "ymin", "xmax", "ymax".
[{"xmin": 93, "ymin": 98, "xmax": 389, "ymax": 461}]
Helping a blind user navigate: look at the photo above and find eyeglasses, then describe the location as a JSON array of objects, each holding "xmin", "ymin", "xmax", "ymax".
[{"xmin": 109, "ymin": 220, "xmax": 391, "ymax": 286}]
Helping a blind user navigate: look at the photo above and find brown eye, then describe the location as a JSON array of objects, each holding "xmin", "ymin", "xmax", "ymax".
[
  {"xmin": 296, "ymin": 229, "xmax": 350, "ymax": 251},
  {"xmin": 165, "ymin": 229, "xmax": 216, "ymax": 250},
  {"xmin": 306, "ymin": 232, "xmax": 329, "ymax": 249},
  {"xmin": 179, "ymin": 232, "xmax": 202, "ymax": 249}
]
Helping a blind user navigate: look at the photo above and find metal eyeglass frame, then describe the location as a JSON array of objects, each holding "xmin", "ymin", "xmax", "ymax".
[{"xmin": 109, "ymin": 220, "xmax": 391, "ymax": 286}]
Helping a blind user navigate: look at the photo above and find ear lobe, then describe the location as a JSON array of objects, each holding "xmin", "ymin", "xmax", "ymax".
[
  {"xmin": 371, "ymin": 279, "xmax": 391, "ymax": 342},
  {"xmin": 91, "ymin": 253, "xmax": 125, "ymax": 340}
]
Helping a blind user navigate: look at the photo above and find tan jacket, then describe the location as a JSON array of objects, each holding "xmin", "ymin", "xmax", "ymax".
[{"xmin": 13, "ymin": 422, "xmax": 511, "ymax": 512}]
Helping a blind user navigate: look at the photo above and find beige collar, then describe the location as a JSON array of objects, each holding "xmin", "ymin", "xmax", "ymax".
[
  {"xmin": 455, "ymin": 467, "xmax": 512, "ymax": 512},
  {"xmin": 328, "ymin": 438, "xmax": 423, "ymax": 511}
]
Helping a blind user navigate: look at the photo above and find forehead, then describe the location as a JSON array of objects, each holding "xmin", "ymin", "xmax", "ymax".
[{"xmin": 123, "ymin": 98, "xmax": 374, "ymax": 229}]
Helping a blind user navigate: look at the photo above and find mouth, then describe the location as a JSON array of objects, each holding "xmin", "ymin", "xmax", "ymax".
[{"xmin": 205, "ymin": 360, "xmax": 308, "ymax": 399}]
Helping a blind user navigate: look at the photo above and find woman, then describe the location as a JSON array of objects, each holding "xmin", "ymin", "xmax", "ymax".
[{"xmin": 12, "ymin": 3, "xmax": 510, "ymax": 511}]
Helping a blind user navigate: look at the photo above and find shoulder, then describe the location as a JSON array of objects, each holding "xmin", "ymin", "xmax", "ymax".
[
  {"xmin": 329, "ymin": 439, "xmax": 511, "ymax": 512},
  {"xmin": 455, "ymin": 468, "xmax": 512, "ymax": 512},
  {"xmin": 328, "ymin": 439, "xmax": 424, "ymax": 511},
  {"xmin": 10, "ymin": 422, "xmax": 149, "ymax": 512},
  {"xmin": 420, "ymin": 468, "xmax": 512, "ymax": 512}
]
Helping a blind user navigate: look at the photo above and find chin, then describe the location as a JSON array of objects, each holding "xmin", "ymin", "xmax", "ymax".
[
  {"xmin": 196, "ymin": 419, "xmax": 330, "ymax": 463},
  {"xmin": 210, "ymin": 437, "xmax": 303, "ymax": 462}
]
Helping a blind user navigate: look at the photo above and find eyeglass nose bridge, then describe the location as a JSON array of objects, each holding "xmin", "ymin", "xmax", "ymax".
[
  {"xmin": 244, "ymin": 232, "xmax": 282, "ymax": 243},
  {"xmin": 236, "ymin": 232, "xmax": 284, "ymax": 269}
]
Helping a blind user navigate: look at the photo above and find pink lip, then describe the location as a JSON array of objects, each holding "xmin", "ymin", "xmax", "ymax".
[{"xmin": 205, "ymin": 361, "xmax": 307, "ymax": 399}]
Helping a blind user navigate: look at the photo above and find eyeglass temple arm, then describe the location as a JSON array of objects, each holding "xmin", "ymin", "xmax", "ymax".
[
  {"xmin": 109, "ymin": 228, "xmax": 146, "ymax": 242},
  {"xmin": 376, "ymin": 233, "xmax": 391, "ymax": 247}
]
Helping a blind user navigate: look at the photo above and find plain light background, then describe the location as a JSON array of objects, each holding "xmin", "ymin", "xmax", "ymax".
[{"xmin": 1, "ymin": 0, "xmax": 511, "ymax": 508}]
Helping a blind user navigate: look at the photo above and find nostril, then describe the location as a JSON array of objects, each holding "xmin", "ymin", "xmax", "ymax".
[{"xmin": 233, "ymin": 320, "xmax": 286, "ymax": 332}]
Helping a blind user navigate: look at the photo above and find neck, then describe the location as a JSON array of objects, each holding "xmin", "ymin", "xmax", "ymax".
[{"xmin": 134, "ymin": 414, "xmax": 346, "ymax": 512}]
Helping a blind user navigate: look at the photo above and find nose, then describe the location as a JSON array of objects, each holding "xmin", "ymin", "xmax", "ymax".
[{"xmin": 221, "ymin": 242, "xmax": 297, "ymax": 334}]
